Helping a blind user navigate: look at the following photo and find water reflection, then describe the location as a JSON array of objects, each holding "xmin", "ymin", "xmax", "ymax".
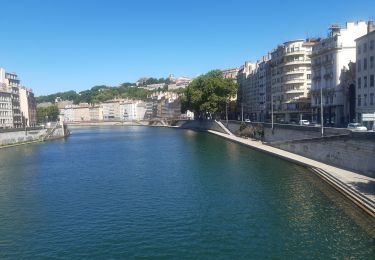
[{"xmin": 0, "ymin": 127, "xmax": 373, "ymax": 259}]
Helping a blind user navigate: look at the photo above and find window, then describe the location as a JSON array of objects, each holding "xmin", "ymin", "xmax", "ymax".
[
  {"xmin": 358, "ymin": 45, "xmax": 361, "ymax": 54},
  {"xmin": 364, "ymin": 76, "xmax": 368, "ymax": 88},
  {"xmin": 371, "ymin": 40, "xmax": 374, "ymax": 50},
  {"xmin": 358, "ymin": 95, "xmax": 361, "ymax": 106},
  {"xmin": 358, "ymin": 77, "xmax": 361, "ymax": 88},
  {"xmin": 307, "ymin": 74, "xmax": 311, "ymax": 79},
  {"xmin": 364, "ymin": 43, "xmax": 367, "ymax": 52},
  {"xmin": 371, "ymin": 75, "xmax": 374, "ymax": 87},
  {"xmin": 358, "ymin": 59, "xmax": 361, "ymax": 72},
  {"xmin": 371, "ymin": 93, "xmax": 374, "ymax": 105},
  {"xmin": 364, "ymin": 94, "xmax": 367, "ymax": 106},
  {"xmin": 371, "ymin": 56, "xmax": 374, "ymax": 69},
  {"xmin": 364, "ymin": 58, "xmax": 367, "ymax": 70},
  {"xmin": 330, "ymin": 96, "xmax": 333, "ymax": 104}
]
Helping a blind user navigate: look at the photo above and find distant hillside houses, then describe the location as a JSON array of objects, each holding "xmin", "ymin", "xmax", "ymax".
[{"xmin": 59, "ymin": 91, "xmax": 193, "ymax": 122}]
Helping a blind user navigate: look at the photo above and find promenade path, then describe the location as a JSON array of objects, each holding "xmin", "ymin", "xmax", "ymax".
[{"xmin": 208, "ymin": 130, "xmax": 375, "ymax": 218}]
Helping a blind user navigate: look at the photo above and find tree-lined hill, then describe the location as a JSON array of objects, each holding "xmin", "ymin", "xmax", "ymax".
[{"xmin": 36, "ymin": 83, "xmax": 156, "ymax": 104}]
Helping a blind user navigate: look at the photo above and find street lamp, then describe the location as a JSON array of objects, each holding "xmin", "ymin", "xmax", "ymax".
[
  {"xmin": 271, "ymin": 93, "xmax": 274, "ymax": 131},
  {"xmin": 320, "ymin": 86, "xmax": 324, "ymax": 136}
]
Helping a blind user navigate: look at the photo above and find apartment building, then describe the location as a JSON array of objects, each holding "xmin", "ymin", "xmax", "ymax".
[
  {"xmin": 311, "ymin": 21, "xmax": 368, "ymax": 126},
  {"xmin": 355, "ymin": 24, "xmax": 375, "ymax": 129},
  {"xmin": 102, "ymin": 100, "xmax": 121, "ymax": 120},
  {"xmin": 5, "ymin": 72, "xmax": 22, "ymax": 128},
  {"xmin": 237, "ymin": 56, "xmax": 271, "ymax": 122},
  {"xmin": 0, "ymin": 86, "xmax": 13, "ymax": 128},
  {"xmin": 120, "ymin": 101, "xmax": 138, "ymax": 120},
  {"xmin": 19, "ymin": 87, "xmax": 37, "ymax": 127},
  {"xmin": 270, "ymin": 39, "xmax": 317, "ymax": 123},
  {"xmin": 236, "ymin": 61, "xmax": 255, "ymax": 120},
  {"xmin": 89, "ymin": 105, "xmax": 103, "ymax": 121}
]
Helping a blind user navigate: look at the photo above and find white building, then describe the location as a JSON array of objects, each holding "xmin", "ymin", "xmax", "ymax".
[
  {"xmin": 311, "ymin": 21, "xmax": 369, "ymax": 126},
  {"xmin": 102, "ymin": 100, "xmax": 121, "ymax": 120},
  {"xmin": 136, "ymin": 102, "xmax": 147, "ymax": 120},
  {"xmin": 60, "ymin": 105, "xmax": 78, "ymax": 122},
  {"xmin": 355, "ymin": 23, "xmax": 375, "ymax": 129},
  {"xmin": 120, "ymin": 101, "xmax": 137, "ymax": 120},
  {"xmin": 89, "ymin": 105, "xmax": 103, "ymax": 121}
]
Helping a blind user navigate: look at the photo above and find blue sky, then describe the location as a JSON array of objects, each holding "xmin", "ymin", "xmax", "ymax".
[{"xmin": 0, "ymin": 0, "xmax": 374, "ymax": 95}]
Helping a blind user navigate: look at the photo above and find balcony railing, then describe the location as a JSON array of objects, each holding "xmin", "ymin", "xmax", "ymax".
[
  {"xmin": 283, "ymin": 78, "xmax": 306, "ymax": 84},
  {"xmin": 284, "ymin": 69, "xmax": 305, "ymax": 75},
  {"xmin": 283, "ymin": 60, "xmax": 311, "ymax": 66},
  {"xmin": 285, "ymin": 89, "xmax": 305, "ymax": 94},
  {"xmin": 284, "ymin": 50, "xmax": 311, "ymax": 57}
]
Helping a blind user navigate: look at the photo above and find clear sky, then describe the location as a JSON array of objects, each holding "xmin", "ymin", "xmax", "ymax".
[{"xmin": 0, "ymin": 0, "xmax": 374, "ymax": 95}]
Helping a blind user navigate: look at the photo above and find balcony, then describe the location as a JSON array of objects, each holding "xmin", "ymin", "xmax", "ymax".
[
  {"xmin": 283, "ymin": 60, "xmax": 311, "ymax": 66},
  {"xmin": 285, "ymin": 89, "xmax": 305, "ymax": 94},
  {"xmin": 284, "ymin": 69, "xmax": 305, "ymax": 75},
  {"xmin": 284, "ymin": 50, "xmax": 309, "ymax": 57},
  {"xmin": 283, "ymin": 78, "xmax": 306, "ymax": 84}
]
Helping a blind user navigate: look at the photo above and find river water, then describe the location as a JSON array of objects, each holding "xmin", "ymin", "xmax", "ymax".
[{"xmin": 0, "ymin": 127, "xmax": 374, "ymax": 259}]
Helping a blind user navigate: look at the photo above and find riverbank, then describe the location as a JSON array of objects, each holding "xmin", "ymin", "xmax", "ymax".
[
  {"xmin": 207, "ymin": 130, "xmax": 375, "ymax": 218},
  {"xmin": 0, "ymin": 125, "xmax": 68, "ymax": 149}
]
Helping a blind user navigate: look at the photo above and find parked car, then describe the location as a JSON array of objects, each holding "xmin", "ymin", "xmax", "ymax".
[
  {"xmin": 299, "ymin": 120, "xmax": 310, "ymax": 126},
  {"xmin": 347, "ymin": 123, "xmax": 367, "ymax": 131},
  {"xmin": 245, "ymin": 119, "xmax": 251, "ymax": 123}
]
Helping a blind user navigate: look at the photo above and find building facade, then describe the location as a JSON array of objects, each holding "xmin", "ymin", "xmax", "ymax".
[
  {"xmin": 271, "ymin": 39, "xmax": 317, "ymax": 123},
  {"xmin": 19, "ymin": 87, "xmax": 37, "ymax": 127},
  {"xmin": 311, "ymin": 21, "xmax": 368, "ymax": 126},
  {"xmin": 355, "ymin": 25, "xmax": 375, "ymax": 129}
]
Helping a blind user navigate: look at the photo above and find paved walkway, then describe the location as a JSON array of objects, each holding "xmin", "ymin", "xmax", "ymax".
[{"xmin": 207, "ymin": 130, "xmax": 375, "ymax": 217}]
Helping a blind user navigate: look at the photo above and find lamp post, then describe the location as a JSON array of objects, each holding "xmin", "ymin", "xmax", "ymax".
[
  {"xmin": 320, "ymin": 86, "xmax": 324, "ymax": 136},
  {"xmin": 225, "ymin": 99, "xmax": 228, "ymax": 127},
  {"xmin": 271, "ymin": 94, "xmax": 274, "ymax": 131}
]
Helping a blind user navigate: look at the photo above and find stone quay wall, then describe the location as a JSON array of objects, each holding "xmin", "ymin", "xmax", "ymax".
[{"xmin": 0, "ymin": 125, "xmax": 67, "ymax": 147}]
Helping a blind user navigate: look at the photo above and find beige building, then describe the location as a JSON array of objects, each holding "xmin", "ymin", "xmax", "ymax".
[
  {"xmin": 73, "ymin": 104, "xmax": 90, "ymax": 121},
  {"xmin": 102, "ymin": 100, "xmax": 122, "ymax": 120},
  {"xmin": 19, "ymin": 87, "xmax": 37, "ymax": 127},
  {"xmin": 222, "ymin": 68, "xmax": 239, "ymax": 80},
  {"xmin": 89, "ymin": 105, "xmax": 103, "ymax": 121},
  {"xmin": 271, "ymin": 39, "xmax": 317, "ymax": 123},
  {"xmin": 355, "ymin": 24, "xmax": 375, "ymax": 129},
  {"xmin": 311, "ymin": 21, "xmax": 369, "ymax": 126},
  {"xmin": 237, "ymin": 57, "xmax": 270, "ymax": 121}
]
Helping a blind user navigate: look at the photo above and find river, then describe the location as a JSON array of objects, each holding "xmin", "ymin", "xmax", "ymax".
[{"xmin": 0, "ymin": 127, "xmax": 374, "ymax": 258}]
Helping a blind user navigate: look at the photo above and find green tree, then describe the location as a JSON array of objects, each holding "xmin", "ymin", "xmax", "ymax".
[
  {"xmin": 37, "ymin": 105, "xmax": 60, "ymax": 123},
  {"xmin": 181, "ymin": 70, "xmax": 237, "ymax": 119}
]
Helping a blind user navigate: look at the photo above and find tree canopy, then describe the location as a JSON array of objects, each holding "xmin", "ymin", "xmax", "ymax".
[
  {"xmin": 37, "ymin": 105, "xmax": 59, "ymax": 123},
  {"xmin": 36, "ymin": 84, "xmax": 153, "ymax": 104},
  {"xmin": 181, "ymin": 70, "xmax": 237, "ymax": 118}
]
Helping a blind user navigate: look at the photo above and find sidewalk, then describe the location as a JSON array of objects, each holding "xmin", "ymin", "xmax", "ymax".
[{"xmin": 207, "ymin": 130, "xmax": 375, "ymax": 218}]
